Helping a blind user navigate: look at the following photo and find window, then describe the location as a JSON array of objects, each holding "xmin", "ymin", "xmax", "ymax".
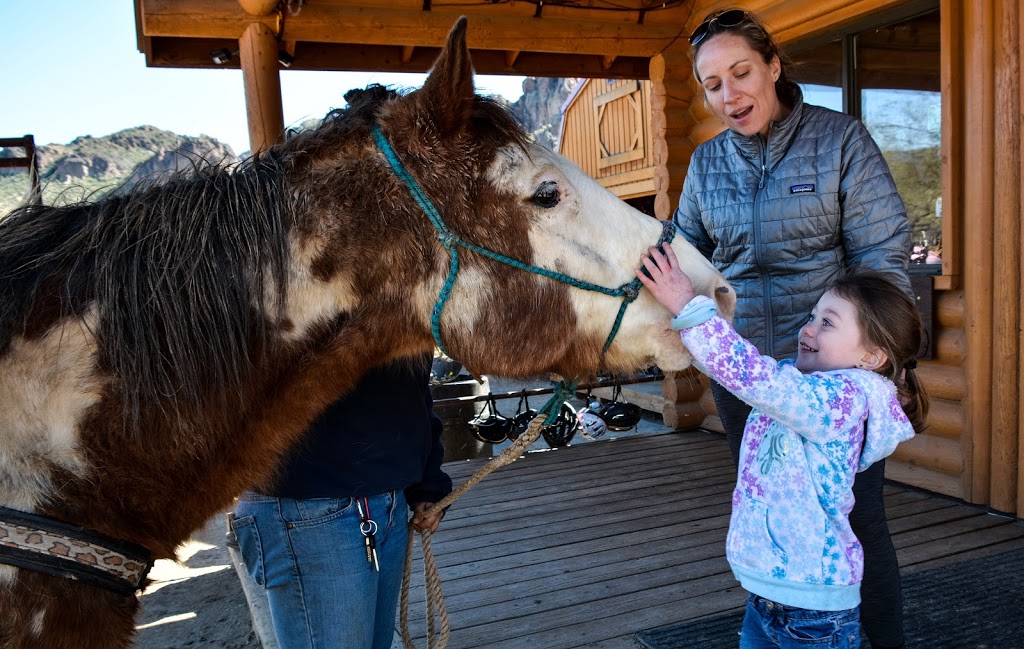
[{"xmin": 790, "ymin": 8, "xmax": 942, "ymax": 274}]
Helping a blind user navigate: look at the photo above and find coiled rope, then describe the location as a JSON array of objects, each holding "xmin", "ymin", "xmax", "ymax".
[{"xmin": 399, "ymin": 384, "xmax": 575, "ymax": 649}]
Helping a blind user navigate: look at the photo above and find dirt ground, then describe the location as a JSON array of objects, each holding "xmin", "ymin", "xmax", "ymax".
[{"xmin": 134, "ymin": 512, "xmax": 262, "ymax": 649}]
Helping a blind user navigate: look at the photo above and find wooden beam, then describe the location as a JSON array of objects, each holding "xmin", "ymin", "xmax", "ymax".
[
  {"xmin": 648, "ymin": 45, "xmax": 693, "ymax": 220},
  {"xmin": 504, "ymin": 50, "xmax": 519, "ymax": 67},
  {"xmin": 239, "ymin": 21, "xmax": 284, "ymax": 153},
  {"xmin": 401, "ymin": 45, "xmax": 415, "ymax": 64},
  {"xmin": 139, "ymin": 0, "xmax": 685, "ymax": 57},
  {"xmin": 144, "ymin": 38, "xmax": 653, "ymax": 78},
  {"xmin": 748, "ymin": 0, "xmax": 915, "ymax": 45},
  {"xmin": 237, "ymin": 0, "xmax": 277, "ymax": 16},
  {"xmin": 1018, "ymin": 0, "xmax": 1024, "ymax": 521},
  {"xmin": 601, "ymin": 54, "xmax": 617, "ymax": 71}
]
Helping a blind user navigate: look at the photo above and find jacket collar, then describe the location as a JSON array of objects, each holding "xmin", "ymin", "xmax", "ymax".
[{"xmin": 728, "ymin": 86, "xmax": 805, "ymax": 171}]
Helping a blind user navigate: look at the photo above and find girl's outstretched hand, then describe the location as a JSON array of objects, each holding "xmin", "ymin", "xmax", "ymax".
[{"xmin": 636, "ymin": 245, "xmax": 696, "ymax": 315}]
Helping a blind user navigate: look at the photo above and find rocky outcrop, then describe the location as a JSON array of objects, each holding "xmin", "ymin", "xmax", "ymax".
[{"xmin": 506, "ymin": 77, "xmax": 579, "ymax": 150}]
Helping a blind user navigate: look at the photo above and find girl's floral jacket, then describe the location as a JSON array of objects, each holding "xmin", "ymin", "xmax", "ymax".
[{"xmin": 677, "ymin": 296, "xmax": 915, "ymax": 611}]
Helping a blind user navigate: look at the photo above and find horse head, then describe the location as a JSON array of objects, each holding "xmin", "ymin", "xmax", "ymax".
[{"xmin": 285, "ymin": 17, "xmax": 735, "ymax": 384}]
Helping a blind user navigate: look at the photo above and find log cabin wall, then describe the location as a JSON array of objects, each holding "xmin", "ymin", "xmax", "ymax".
[
  {"xmin": 962, "ymin": 0, "xmax": 1023, "ymax": 518},
  {"xmin": 668, "ymin": 0, "xmax": 1023, "ymax": 518}
]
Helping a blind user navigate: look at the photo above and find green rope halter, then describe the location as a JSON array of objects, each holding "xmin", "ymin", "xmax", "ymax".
[{"xmin": 371, "ymin": 124, "xmax": 675, "ymax": 363}]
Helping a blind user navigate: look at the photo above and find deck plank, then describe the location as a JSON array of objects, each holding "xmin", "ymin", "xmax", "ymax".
[{"xmin": 398, "ymin": 430, "xmax": 1024, "ymax": 648}]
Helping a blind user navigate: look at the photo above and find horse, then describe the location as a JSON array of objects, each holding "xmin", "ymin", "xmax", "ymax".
[{"xmin": 0, "ymin": 17, "xmax": 734, "ymax": 648}]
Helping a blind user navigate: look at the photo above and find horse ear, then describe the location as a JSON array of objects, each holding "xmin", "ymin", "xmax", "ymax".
[{"xmin": 420, "ymin": 16, "xmax": 475, "ymax": 136}]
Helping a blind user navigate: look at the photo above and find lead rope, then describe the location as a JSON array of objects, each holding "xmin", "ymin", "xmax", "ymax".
[{"xmin": 399, "ymin": 384, "xmax": 576, "ymax": 649}]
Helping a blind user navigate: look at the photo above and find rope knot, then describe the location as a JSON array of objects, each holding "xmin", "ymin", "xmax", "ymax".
[
  {"xmin": 438, "ymin": 232, "xmax": 458, "ymax": 249},
  {"xmin": 620, "ymin": 280, "xmax": 641, "ymax": 302}
]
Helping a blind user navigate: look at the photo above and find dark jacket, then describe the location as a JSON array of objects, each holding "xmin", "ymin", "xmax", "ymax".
[
  {"xmin": 674, "ymin": 89, "xmax": 912, "ymax": 359},
  {"xmin": 264, "ymin": 358, "xmax": 452, "ymax": 507}
]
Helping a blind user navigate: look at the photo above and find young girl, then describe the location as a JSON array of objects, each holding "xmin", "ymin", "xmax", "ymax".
[{"xmin": 636, "ymin": 245, "xmax": 928, "ymax": 649}]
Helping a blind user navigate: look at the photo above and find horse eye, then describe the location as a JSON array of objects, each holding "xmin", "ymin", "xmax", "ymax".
[{"xmin": 531, "ymin": 182, "xmax": 560, "ymax": 208}]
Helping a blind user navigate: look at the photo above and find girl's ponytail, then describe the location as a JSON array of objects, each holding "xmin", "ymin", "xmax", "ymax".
[{"xmin": 898, "ymin": 360, "xmax": 929, "ymax": 435}]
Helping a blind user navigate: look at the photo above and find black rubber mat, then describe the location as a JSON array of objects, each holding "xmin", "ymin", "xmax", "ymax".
[{"xmin": 635, "ymin": 546, "xmax": 1024, "ymax": 649}]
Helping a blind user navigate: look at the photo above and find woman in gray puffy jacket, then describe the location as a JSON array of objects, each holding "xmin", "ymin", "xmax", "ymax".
[{"xmin": 673, "ymin": 9, "xmax": 913, "ymax": 649}]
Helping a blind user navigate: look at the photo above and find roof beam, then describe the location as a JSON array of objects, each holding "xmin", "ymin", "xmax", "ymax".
[
  {"xmin": 139, "ymin": 0, "xmax": 684, "ymax": 58},
  {"xmin": 144, "ymin": 37, "xmax": 653, "ymax": 78}
]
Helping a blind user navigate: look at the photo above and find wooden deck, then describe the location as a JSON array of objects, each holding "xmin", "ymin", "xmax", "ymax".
[{"xmin": 402, "ymin": 429, "xmax": 1024, "ymax": 649}]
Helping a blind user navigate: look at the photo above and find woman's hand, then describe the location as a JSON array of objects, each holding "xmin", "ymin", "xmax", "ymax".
[
  {"xmin": 410, "ymin": 501, "xmax": 445, "ymax": 533},
  {"xmin": 636, "ymin": 245, "xmax": 696, "ymax": 314}
]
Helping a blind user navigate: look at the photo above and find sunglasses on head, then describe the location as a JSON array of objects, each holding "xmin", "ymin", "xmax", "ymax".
[{"xmin": 689, "ymin": 9, "xmax": 749, "ymax": 47}]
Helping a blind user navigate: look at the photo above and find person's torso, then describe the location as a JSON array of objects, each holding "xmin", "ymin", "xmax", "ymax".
[
  {"xmin": 264, "ymin": 360, "xmax": 438, "ymax": 499},
  {"xmin": 687, "ymin": 103, "xmax": 859, "ymax": 358}
]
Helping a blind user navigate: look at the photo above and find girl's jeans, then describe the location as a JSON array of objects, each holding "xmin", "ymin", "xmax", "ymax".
[
  {"xmin": 231, "ymin": 490, "xmax": 408, "ymax": 649},
  {"xmin": 740, "ymin": 594, "xmax": 861, "ymax": 649}
]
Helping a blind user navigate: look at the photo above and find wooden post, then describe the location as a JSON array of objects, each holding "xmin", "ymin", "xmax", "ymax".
[
  {"xmin": 991, "ymin": 0, "xmax": 1020, "ymax": 514},
  {"xmin": 651, "ymin": 45, "xmax": 726, "ymax": 431},
  {"xmin": 239, "ymin": 21, "xmax": 285, "ymax": 154},
  {"xmin": 1015, "ymin": 0, "xmax": 1024, "ymax": 515},
  {"xmin": 649, "ymin": 45, "xmax": 695, "ymax": 221},
  {"xmin": 960, "ymin": 0, "xmax": 995, "ymax": 507}
]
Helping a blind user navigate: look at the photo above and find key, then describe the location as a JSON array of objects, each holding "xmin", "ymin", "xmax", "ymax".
[
  {"xmin": 364, "ymin": 533, "xmax": 374, "ymax": 565},
  {"xmin": 365, "ymin": 532, "xmax": 379, "ymax": 571}
]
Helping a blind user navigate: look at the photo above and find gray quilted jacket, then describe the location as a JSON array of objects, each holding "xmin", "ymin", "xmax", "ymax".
[{"xmin": 673, "ymin": 91, "xmax": 912, "ymax": 359}]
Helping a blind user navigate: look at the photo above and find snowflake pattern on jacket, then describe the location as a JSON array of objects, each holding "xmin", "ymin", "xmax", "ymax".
[{"xmin": 678, "ymin": 296, "xmax": 915, "ymax": 611}]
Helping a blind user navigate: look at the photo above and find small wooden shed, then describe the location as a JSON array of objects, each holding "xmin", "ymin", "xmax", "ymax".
[
  {"xmin": 558, "ymin": 79, "xmax": 656, "ymax": 202},
  {"xmin": 133, "ymin": 0, "xmax": 1024, "ymax": 520}
]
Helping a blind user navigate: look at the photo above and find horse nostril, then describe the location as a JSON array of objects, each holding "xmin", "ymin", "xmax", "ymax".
[{"xmin": 716, "ymin": 286, "xmax": 730, "ymax": 294}]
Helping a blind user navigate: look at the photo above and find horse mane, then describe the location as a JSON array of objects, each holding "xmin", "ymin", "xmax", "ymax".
[
  {"xmin": 0, "ymin": 146, "xmax": 291, "ymax": 431},
  {"xmin": 288, "ymin": 83, "xmax": 527, "ymax": 162}
]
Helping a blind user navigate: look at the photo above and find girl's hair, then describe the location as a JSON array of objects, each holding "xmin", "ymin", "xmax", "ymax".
[
  {"xmin": 690, "ymin": 8, "xmax": 801, "ymax": 107},
  {"xmin": 829, "ymin": 269, "xmax": 930, "ymax": 433}
]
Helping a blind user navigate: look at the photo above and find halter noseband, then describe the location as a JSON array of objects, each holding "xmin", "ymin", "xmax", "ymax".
[{"xmin": 370, "ymin": 124, "xmax": 675, "ymax": 361}]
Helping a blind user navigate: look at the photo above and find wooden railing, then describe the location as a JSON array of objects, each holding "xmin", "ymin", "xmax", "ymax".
[{"xmin": 0, "ymin": 135, "xmax": 41, "ymax": 205}]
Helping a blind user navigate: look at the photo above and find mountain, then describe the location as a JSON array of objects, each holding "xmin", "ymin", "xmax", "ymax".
[
  {"xmin": 0, "ymin": 125, "xmax": 238, "ymax": 215},
  {"xmin": 0, "ymin": 78, "xmax": 577, "ymax": 216}
]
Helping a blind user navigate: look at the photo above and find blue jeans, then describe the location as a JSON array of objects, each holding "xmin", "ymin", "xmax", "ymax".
[
  {"xmin": 740, "ymin": 594, "xmax": 861, "ymax": 649},
  {"xmin": 231, "ymin": 491, "xmax": 409, "ymax": 649}
]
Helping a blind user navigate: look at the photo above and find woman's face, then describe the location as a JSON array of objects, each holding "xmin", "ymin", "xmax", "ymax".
[{"xmin": 694, "ymin": 32, "xmax": 783, "ymax": 138}]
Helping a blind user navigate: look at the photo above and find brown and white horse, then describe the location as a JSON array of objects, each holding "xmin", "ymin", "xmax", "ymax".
[{"xmin": 0, "ymin": 18, "xmax": 733, "ymax": 648}]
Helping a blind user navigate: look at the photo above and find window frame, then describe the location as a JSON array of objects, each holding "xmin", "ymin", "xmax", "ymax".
[{"xmin": 786, "ymin": 0, "xmax": 955, "ymax": 288}]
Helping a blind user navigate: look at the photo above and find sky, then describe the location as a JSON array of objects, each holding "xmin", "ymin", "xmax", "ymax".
[{"xmin": 1, "ymin": 2, "xmax": 526, "ymax": 156}]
